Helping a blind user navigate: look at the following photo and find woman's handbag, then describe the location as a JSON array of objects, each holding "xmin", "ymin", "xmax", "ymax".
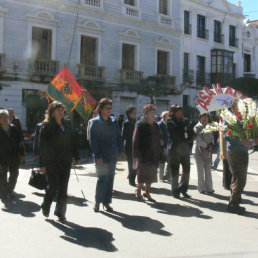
[{"xmin": 28, "ymin": 160, "xmax": 47, "ymax": 190}]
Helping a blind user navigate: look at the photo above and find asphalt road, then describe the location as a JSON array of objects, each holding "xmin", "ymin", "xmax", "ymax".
[{"xmin": 0, "ymin": 153, "xmax": 258, "ymax": 258}]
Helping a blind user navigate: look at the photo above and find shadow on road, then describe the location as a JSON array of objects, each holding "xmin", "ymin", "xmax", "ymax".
[
  {"xmin": 32, "ymin": 192, "xmax": 88, "ymax": 207},
  {"xmin": 147, "ymin": 201, "xmax": 212, "ymax": 219},
  {"xmin": 181, "ymin": 197, "xmax": 258, "ymax": 219},
  {"xmin": 1, "ymin": 193, "xmax": 40, "ymax": 217},
  {"xmin": 243, "ymin": 191, "xmax": 258, "ymax": 198},
  {"xmin": 100, "ymin": 210, "xmax": 172, "ymax": 236},
  {"xmin": 209, "ymin": 193, "xmax": 258, "ymax": 207},
  {"xmin": 113, "ymin": 190, "xmax": 138, "ymax": 201},
  {"xmin": 46, "ymin": 219, "xmax": 117, "ymax": 252}
]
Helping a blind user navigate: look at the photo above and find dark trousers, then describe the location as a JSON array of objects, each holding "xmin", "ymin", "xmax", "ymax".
[
  {"xmin": 127, "ymin": 153, "xmax": 137, "ymax": 185},
  {"xmin": 170, "ymin": 150, "xmax": 190, "ymax": 194},
  {"xmin": 95, "ymin": 160, "xmax": 117, "ymax": 204},
  {"xmin": 227, "ymin": 151, "xmax": 248, "ymax": 207},
  {"xmin": 222, "ymin": 159, "xmax": 232, "ymax": 190},
  {"xmin": 42, "ymin": 167, "xmax": 70, "ymax": 217},
  {"xmin": 0, "ymin": 163, "xmax": 19, "ymax": 196}
]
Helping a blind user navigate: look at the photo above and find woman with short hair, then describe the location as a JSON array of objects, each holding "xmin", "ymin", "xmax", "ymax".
[
  {"xmin": 89, "ymin": 98, "xmax": 124, "ymax": 212},
  {"xmin": 133, "ymin": 104, "xmax": 161, "ymax": 202},
  {"xmin": 39, "ymin": 101, "xmax": 80, "ymax": 222},
  {"xmin": 192, "ymin": 113, "xmax": 214, "ymax": 194}
]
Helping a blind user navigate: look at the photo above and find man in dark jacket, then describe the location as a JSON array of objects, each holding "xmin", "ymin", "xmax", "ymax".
[
  {"xmin": 158, "ymin": 111, "xmax": 171, "ymax": 182},
  {"xmin": 122, "ymin": 106, "xmax": 137, "ymax": 186},
  {"xmin": 0, "ymin": 109, "xmax": 25, "ymax": 199},
  {"xmin": 8, "ymin": 108, "xmax": 22, "ymax": 135},
  {"xmin": 167, "ymin": 105, "xmax": 194, "ymax": 199}
]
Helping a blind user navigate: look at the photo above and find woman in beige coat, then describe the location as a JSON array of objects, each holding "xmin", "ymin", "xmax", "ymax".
[{"xmin": 192, "ymin": 113, "xmax": 214, "ymax": 194}]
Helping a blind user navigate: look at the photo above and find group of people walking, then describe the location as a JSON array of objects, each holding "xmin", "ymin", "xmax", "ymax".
[{"xmin": 0, "ymin": 97, "xmax": 256, "ymax": 222}]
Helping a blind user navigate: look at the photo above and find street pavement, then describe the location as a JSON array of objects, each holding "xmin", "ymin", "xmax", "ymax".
[{"xmin": 0, "ymin": 152, "xmax": 258, "ymax": 258}]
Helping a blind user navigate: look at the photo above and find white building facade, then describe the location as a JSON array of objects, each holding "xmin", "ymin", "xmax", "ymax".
[
  {"xmin": 0, "ymin": 0, "xmax": 257, "ymax": 131},
  {"xmin": 181, "ymin": 0, "xmax": 248, "ymax": 106}
]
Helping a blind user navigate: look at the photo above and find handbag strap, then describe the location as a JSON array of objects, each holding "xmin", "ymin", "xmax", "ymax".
[{"xmin": 32, "ymin": 159, "xmax": 39, "ymax": 170}]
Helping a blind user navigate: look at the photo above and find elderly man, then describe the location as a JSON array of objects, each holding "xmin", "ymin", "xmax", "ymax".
[
  {"xmin": 158, "ymin": 111, "xmax": 171, "ymax": 182},
  {"xmin": 8, "ymin": 108, "xmax": 22, "ymax": 135},
  {"xmin": 0, "ymin": 109, "xmax": 25, "ymax": 199}
]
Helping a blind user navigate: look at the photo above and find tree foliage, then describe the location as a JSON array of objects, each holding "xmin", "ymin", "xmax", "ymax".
[
  {"xmin": 121, "ymin": 76, "xmax": 177, "ymax": 104},
  {"xmin": 229, "ymin": 77, "xmax": 258, "ymax": 99}
]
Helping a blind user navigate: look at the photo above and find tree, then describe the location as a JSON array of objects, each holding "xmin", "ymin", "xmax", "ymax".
[
  {"xmin": 229, "ymin": 77, "xmax": 258, "ymax": 99},
  {"xmin": 121, "ymin": 75, "xmax": 177, "ymax": 104}
]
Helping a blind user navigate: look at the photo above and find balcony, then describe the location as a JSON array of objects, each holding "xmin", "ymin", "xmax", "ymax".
[
  {"xmin": 214, "ymin": 34, "xmax": 224, "ymax": 44},
  {"xmin": 155, "ymin": 74, "xmax": 176, "ymax": 89},
  {"xmin": 159, "ymin": 14, "xmax": 173, "ymax": 26},
  {"xmin": 184, "ymin": 24, "xmax": 192, "ymax": 35},
  {"xmin": 78, "ymin": 64, "xmax": 105, "ymax": 81},
  {"xmin": 81, "ymin": 0, "xmax": 102, "ymax": 8},
  {"xmin": 122, "ymin": 5, "xmax": 140, "ymax": 18},
  {"xmin": 229, "ymin": 38, "xmax": 239, "ymax": 48},
  {"xmin": 183, "ymin": 69, "xmax": 194, "ymax": 83},
  {"xmin": 196, "ymin": 71, "xmax": 211, "ymax": 85},
  {"xmin": 120, "ymin": 69, "xmax": 143, "ymax": 84},
  {"xmin": 0, "ymin": 54, "xmax": 5, "ymax": 73},
  {"xmin": 197, "ymin": 29, "xmax": 209, "ymax": 40},
  {"xmin": 244, "ymin": 72, "xmax": 256, "ymax": 78},
  {"xmin": 29, "ymin": 59, "xmax": 59, "ymax": 79}
]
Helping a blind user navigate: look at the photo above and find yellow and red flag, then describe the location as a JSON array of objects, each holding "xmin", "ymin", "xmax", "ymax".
[
  {"xmin": 75, "ymin": 89, "xmax": 97, "ymax": 121},
  {"xmin": 47, "ymin": 67, "xmax": 82, "ymax": 112},
  {"xmin": 47, "ymin": 66, "xmax": 97, "ymax": 120}
]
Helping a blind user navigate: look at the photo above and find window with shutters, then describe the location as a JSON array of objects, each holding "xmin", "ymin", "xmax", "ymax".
[
  {"xmin": 214, "ymin": 20, "xmax": 222, "ymax": 43},
  {"xmin": 32, "ymin": 27, "xmax": 52, "ymax": 60},
  {"xmin": 197, "ymin": 15, "xmax": 206, "ymax": 39},
  {"xmin": 184, "ymin": 11, "xmax": 191, "ymax": 34},
  {"xmin": 229, "ymin": 25, "xmax": 237, "ymax": 47},
  {"xmin": 159, "ymin": 0, "xmax": 168, "ymax": 15},
  {"xmin": 124, "ymin": 0, "xmax": 135, "ymax": 6},
  {"xmin": 80, "ymin": 35, "xmax": 97, "ymax": 66},
  {"xmin": 157, "ymin": 50, "xmax": 169, "ymax": 75},
  {"xmin": 122, "ymin": 43, "xmax": 135, "ymax": 70}
]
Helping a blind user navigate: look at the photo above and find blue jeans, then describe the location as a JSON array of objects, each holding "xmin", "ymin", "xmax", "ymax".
[
  {"xmin": 213, "ymin": 146, "xmax": 220, "ymax": 169},
  {"xmin": 95, "ymin": 160, "xmax": 117, "ymax": 204}
]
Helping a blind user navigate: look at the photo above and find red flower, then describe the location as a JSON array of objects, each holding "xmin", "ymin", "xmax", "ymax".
[
  {"xmin": 248, "ymin": 124, "xmax": 253, "ymax": 129},
  {"xmin": 228, "ymin": 130, "xmax": 232, "ymax": 135},
  {"xmin": 236, "ymin": 114, "xmax": 242, "ymax": 119}
]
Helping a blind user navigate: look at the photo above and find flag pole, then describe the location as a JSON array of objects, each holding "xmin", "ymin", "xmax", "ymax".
[{"xmin": 67, "ymin": 8, "xmax": 79, "ymax": 69}]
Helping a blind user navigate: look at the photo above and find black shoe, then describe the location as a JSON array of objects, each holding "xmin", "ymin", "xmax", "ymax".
[
  {"xmin": 41, "ymin": 208, "xmax": 49, "ymax": 218},
  {"xmin": 129, "ymin": 182, "xmax": 137, "ymax": 187},
  {"xmin": 143, "ymin": 193, "xmax": 156, "ymax": 203},
  {"xmin": 182, "ymin": 192, "xmax": 191, "ymax": 198},
  {"xmin": 41, "ymin": 205, "xmax": 50, "ymax": 218},
  {"xmin": 103, "ymin": 204, "xmax": 114, "ymax": 212},
  {"xmin": 199, "ymin": 191, "xmax": 206, "ymax": 194},
  {"xmin": 57, "ymin": 216, "xmax": 66, "ymax": 223},
  {"xmin": 227, "ymin": 205, "xmax": 246, "ymax": 215},
  {"xmin": 94, "ymin": 203, "xmax": 100, "ymax": 212},
  {"xmin": 206, "ymin": 190, "xmax": 215, "ymax": 195},
  {"xmin": 172, "ymin": 189, "xmax": 180, "ymax": 199}
]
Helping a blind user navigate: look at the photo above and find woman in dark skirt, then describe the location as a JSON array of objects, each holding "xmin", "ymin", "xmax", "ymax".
[
  {"xmin": 133, "ymin": 104, "xmax": 161, "ymax": 202},
  {"xmin": 39, "ymin": 101, "xmax": 80, "ymax": 222}
]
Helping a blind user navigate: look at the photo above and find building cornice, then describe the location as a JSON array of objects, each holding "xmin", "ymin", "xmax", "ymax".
[
  {"xmin": 0, "ymin": 7, "xmax": 8, "ymax": 17},
  {"xmin": 26, "ymin": 10, "xmax": 60, "ymax": 26}
]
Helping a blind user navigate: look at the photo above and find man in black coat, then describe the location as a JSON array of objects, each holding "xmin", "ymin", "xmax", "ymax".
[
  {"xmin": 122, "ymin": 106, "xmax": 137, "ymax": 186},
  {"xmin": 167, "ymin": 105, "xmax": 195, "ymax": 199},
  {"xmin": 8, "ymin": 108, "xmax": 22, "ymax": 135},
  {"xmin": 0, "ymin": 109, "xmax": 25, "ymax": 199}
]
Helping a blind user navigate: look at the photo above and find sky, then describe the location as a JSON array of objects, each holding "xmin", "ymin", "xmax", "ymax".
[{"xmin": 228, "ymin": 0, "xmax": 258, "ymax": 21}]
